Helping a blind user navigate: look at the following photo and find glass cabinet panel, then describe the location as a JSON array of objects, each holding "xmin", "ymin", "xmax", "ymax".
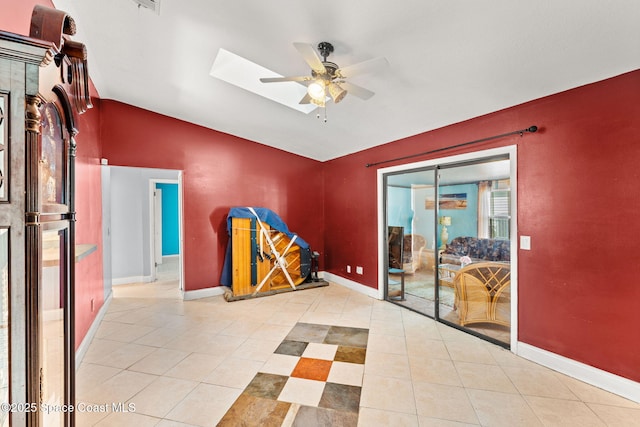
[
  {"xmin": 0, "ymin": 94, "xmax": 6, "ymax": 201},
  {"xmin": 0, "ymin": 229, "xmax": 8, "ymax": 427},
  {"xmin": 41, "ymin": 228, "xmax": 67, "ymax": 427}
]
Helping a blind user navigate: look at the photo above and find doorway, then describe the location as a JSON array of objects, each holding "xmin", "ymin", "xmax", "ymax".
[
  {"xmin": 378, "ymin": 146, "xmax": 517, "ymax": 348},
  {"xmin": 151, "ymin": 180, "xmax": 181, "ymax": 283},
  {"xmin": 102, "ymin": 166, "xmax": 184, "ymax": 296}
]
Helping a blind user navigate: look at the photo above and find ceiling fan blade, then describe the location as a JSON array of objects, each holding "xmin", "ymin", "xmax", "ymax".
[
  {"xmin": 293, "ymin": 42, "xmax": 326, "ymax": 74},
  {"xmin": 340, "ymin": 81, "xmax": 375, "ymax": 100},
  {"xmin": 298, "ymin": 93, "xmax": 312, "ymax": 104},
  {"xmin": 335, "ymin": 57, "xmax": 389, "ymax": 79},
  {"xmin": 260, "ymin": 76, "xmax": 312, "ymax": 83}
]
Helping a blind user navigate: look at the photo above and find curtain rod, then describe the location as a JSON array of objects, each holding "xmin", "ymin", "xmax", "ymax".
[{"xmin": 365, "ymin": 125, "xmax": 538, "ymax": 168}]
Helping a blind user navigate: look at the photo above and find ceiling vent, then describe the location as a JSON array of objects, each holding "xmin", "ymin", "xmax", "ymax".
[{"xmin": 132, "ymin": 0, "xmax": 160, "ymax": 14}]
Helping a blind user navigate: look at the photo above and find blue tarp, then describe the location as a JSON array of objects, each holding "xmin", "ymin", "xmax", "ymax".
[{"xmin": 220, "ymin": 207, "xmax": 309, "ymax": 287}]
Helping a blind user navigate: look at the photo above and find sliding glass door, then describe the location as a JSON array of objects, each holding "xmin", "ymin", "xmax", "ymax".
[
  {"xmin": 385, "ymin": 168, "xmax": 438, "ymax": 317},
  {"xmin": 384, "ymin": 154, "xmax": 513, "ymax": 347}
]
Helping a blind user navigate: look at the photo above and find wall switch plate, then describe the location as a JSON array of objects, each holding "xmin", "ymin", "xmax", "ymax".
[
  {"xmin": 356, "ymin": 266, "xmax": 363, "ymax": 275},
  {"xmin": 520, "ymin": 235, "xmax": 531, "ymax": 250},
  {"xmin": 346, "ymin": 265, "xmax": 351, "ymax": 273}
]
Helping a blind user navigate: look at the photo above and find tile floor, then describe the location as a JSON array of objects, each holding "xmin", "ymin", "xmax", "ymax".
[{"xmin": 76, "ymin": 279, "xmax": 640, "ymax": 426}]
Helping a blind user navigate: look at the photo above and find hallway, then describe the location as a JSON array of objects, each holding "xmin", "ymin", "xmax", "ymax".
[{"xmin": 76, "ymin": 280, "xmax": 640, "ymax": 426}]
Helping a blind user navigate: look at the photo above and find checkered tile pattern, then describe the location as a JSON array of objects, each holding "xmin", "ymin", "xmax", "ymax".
[{"xmin": 218, "ymin": 322, "xmax": 368, "ymax": 426}]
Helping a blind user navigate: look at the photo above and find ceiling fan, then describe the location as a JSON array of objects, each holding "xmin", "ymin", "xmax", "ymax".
[{"xmin": 260, "ymin": 42, "xmax": 388, "ymax": 107}]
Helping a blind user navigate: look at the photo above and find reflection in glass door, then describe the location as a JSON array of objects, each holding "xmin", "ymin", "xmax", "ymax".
[
  {"xmin": 384, "ymin": 155, "xmax": 512, "ymax": 347},
  {"xmin": 437, "ymin": 160, "xmax": 511, "ymax": 345},
  {"xmin": 385, "ymin": 168, "xmax": 438, "ymax": 318}
]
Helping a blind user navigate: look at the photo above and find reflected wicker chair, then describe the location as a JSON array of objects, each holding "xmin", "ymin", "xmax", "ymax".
[{"xmin": 452, "ymin": 262, "xmax": 511, "ymax": 327}]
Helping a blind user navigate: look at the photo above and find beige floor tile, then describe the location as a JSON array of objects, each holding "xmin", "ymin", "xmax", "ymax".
[
  {"xmin": 277, "ymin": 377, "xmax": 325, "ymax": 406},
  {"xmin": 360, "ymin": 374, "xmax": 416, "ymax": 414},
  {"xmin": 327, "ymin": 361, "xmax": 365, "ymax": 386},
  {"xmin": 82, "ymin": 338, "xmax": 127, "ymax": 364},
  {"xmin": 418, "ymin": 417, "xmax": 479, "ymax": 426},
  {"xmin": 219, "ymin": 319, "xmax": 265, "ymax": 338},
  {"xmin": 128, "ymin": 376, "xmax": 198, "ymax": 418},
  {"xmin": 202, "ymin": 357, "xmax": 264, "ymax": 389},
  {"xmin": 358, "ymin": 407, "xmax": 419, "ymax": 426},
  {"xmin": 155, "ymin": 420, "xmax": 200, "ymax": 427},
  {"xmin": 524, "ymin": 395, "xmax": 606, "ymax": 426},
  {"xmin": 94, "ymin": 411, "xmax": 160, "ymax": 426},
  {"xmin": 407, "ymin": 338, "xmax": 450, "ymax": 361},
  {"xmin": 367, "ymin": 333, "xmax": 407, "ymax": 355},
  {"xmin": 466, "ymin": 388, "xmax": 541, "ymax": 427},
  {"xmin": 409, "ymin": 358, "xmax": 462, "ymax": 387},
  {"xmin": 365, "ymin": 351, "xmax": 411, "ymax": 379},
  {"xmin": 454, "ymin": 361, "xmax": 518, "ymax": 394},
  {"xmin": 444, "ymin": 341, "xmax": 497, "ymax": 365},
  {"xmin": 260, "ymin": 353, "xmax": 299, "ymax": 376},
  {"xmin": 128, "ymin": 347, "xmax": 190, "ymax": 375},
  {"xmin": 554, "ymin": 373, "xmax": 640, "ymax": 408},
  {"xmin": 99, "ymin": 322, "xmax": 157, "ymax": 343},
  {"xmin": 502, "ymin": 366, "xmax": 578, "ymax": 400},
  {"xmin": 194, "ymin": 334, "xmax": 246, "ymax": 357},
  {"xmin": 163, "ymin": 352, "xmax": 224, "ymax": 381},
  {"xmin": 91, "ymin": 342, "xmax": 157, "ymax": 369},
  {"xmin": 301, "ymin": 342, "xmax": 338, "ymax": 360},
  {"xmin": 165, "ymin": 383, "xmax": 241, "ymax": 426},
  {"xmin": 248, "ymin": 322, "xmax": 294, "ymax": 341},
  {"xmin": 413, "ymin": 381, "xmax": 479, "ymax": 424},
  {"xmin": 76, "ymin": 363, "xmax": 122, "ymax": 401},
  {"xmin": 369, "ymin": 318, "xmax": 406, "ymax": 336},
  {"xmin": 586, "ymin": 403, "xmax": 640, "ymax": 426},
  {"xmin": 134, "ymin": 327, "xmax": 180, "ymax": 347},
  {"xmin": 230, "ymin": 338, "xmax": 281, "ymax": 362},
  {"xmin": 84, "ymin": 370, "xmax": 158, "ymax": 404},
  {"xmin": 75, "ymin": 400, "xmax": 110, "ymax": 426}
]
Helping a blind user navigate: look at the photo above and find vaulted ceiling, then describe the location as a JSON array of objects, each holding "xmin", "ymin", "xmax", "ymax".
[{"xmin": 52, "ymin": 0, "xmax": 640, "ymax": 161}]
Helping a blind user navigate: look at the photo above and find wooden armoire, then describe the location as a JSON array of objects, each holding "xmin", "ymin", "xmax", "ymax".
[{"xmin": 0, "ymin": 5, "xmax": 91, "ymax": 426}]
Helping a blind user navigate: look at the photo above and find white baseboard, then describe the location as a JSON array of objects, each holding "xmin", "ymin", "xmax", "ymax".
[
  {"xmin": 321, "ymin": 272, "xmax": 380, "ymax": 299},
  {"xmin": 112, "ymin": 275, "xmax": 153, "ymax": 285},
  {"xmin": 182, "ymin": 286, "xmax": 226, "ymax": 301},
  {"xmin": 517, "ymin": 342, "xmax": 639, "ymax": 403},
  {"xmin": 75, "ymin": 291, "xmax": 113, "ymax": 370}
]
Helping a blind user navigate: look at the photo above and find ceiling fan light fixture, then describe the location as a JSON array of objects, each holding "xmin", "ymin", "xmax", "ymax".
[
  {"xmin": 307, "ymin": 80, "xmax": 326, "ymax": 101},
  {"xmin": 328, "ymin": 83, "xmax": 347, "ymax": 103}
]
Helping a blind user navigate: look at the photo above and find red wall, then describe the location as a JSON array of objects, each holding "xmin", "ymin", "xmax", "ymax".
[
  {"xmin": 324, "ymin": 70, "xmax": 640, "ymax": 382},
  {"xmin": 100, "ymin": 101, "xmax": 325, "ymax": 292},
  {"xmin": 1, "ymin": 0, "xmax": 105, "ymax": 350}
]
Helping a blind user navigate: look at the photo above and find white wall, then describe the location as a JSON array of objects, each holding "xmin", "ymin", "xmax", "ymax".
[{"xmin": 109, "ymin": 166, "xmax": 180, "ymax": 284}]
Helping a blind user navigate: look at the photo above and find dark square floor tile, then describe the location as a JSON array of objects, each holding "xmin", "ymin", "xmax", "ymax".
[
  {"xmin": 323, "ymin": 326, "xmax": 369, "ymax": 348},
  {"xmin": 291, "ymin": 357, "xmax": 333, "ymax": 382},
  {"xmin": 285, "ymin": 322, "xmax": 331, "ymax": 343},
  {"xmin": 218, "ymin": 393, "xmax": 291, "ymax": 427},
  {"xmin": 292, "ymin": 405, "xmax": 358, "ymax": 427},
  {"xmin": 318, "ymin": 382, "xmax": 361, "ymax": 413},
  {"xmin": 244, "ymin": 372, "xmax": 289, "ymax": 400},
  {"xmin": 274, "ymin": 340, "xmax": 308, "ymax": 357},
  {"xmin": 334, "ymin": 346, "xmax": 367, "ymax": 364}
]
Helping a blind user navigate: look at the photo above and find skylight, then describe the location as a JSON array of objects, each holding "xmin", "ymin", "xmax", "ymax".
[{"xmin": 209, "ymin": 49, "xmax": 317, "ymax": 114}]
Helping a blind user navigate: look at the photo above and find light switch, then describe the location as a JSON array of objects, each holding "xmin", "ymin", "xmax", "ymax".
[{"xmin": 520, "ymin": 235, "xmax": 531, "ymax": 250}]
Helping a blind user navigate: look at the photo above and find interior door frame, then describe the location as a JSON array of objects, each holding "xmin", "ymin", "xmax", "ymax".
[
  {"xmin": 377, "ymin": 145, "xmax": 519, "ymax": 351},
  {"xmin": 148, "ymin": 176, "xmax": 184, "ymax": 290}
]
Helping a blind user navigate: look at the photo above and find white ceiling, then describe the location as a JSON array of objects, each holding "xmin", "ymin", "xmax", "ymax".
[{"xmin": 52, "ymin": 0, "xmax": 640, "ymax": 162}]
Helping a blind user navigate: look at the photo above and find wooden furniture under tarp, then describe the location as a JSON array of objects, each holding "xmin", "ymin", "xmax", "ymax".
[
  {"xmin": 452, "ymin": 262, "xmax": 511, "ymax": 327},
  {"xmin": 223, "ymin": 207, "xmax": 322, "ymax": 301}
]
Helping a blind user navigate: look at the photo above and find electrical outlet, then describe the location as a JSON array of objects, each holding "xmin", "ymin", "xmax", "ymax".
[
  {"xmin": 346, "ymin": 265, "xmax": 351, "ymax": 273},
  {"xmin": 356, "ymin": 266, "xmax": 363, "ymax": 275},
  {"xmin": 520, "ymin": 235, "xmax": 531, "ymax": 250}
]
